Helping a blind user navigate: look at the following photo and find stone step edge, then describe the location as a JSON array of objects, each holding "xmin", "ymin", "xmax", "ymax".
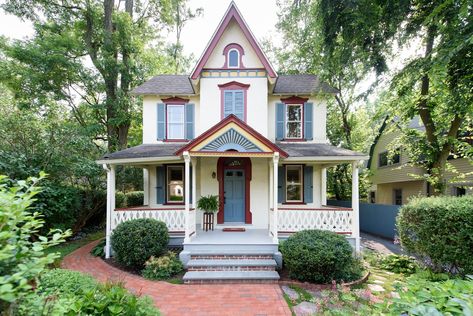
[
  {"xmin": 187, "ymin": 250, "xmax": 276, "ymax": 256},
  {"xmin": 183, "ymin": 271, "xmax": 280, "ymax": 281},
  {"xmin": 187, "ymin": 259, "xmax": 277, "ymax": 267}
]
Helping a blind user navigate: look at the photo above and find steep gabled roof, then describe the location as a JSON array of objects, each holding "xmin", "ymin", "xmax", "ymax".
[{"xmin": 190, "ymin": 2, "xmax": 277, "ymax": 80}]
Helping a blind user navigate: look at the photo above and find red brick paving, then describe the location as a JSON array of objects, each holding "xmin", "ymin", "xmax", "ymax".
[{"xmin": 61, "ymin": 240, "xmax": 291, "ymax": 316}]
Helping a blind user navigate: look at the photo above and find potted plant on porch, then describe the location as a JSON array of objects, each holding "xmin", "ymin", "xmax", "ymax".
[{"xmin": 197, "ymin": 195, "xmax": 218, "ymax": 231}]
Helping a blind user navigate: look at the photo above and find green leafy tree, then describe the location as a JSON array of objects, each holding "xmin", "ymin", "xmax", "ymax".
[
  {"xmin": 0, "ymin": 173, "xmax": 70, "ymax": 314},
  {"xmin": 0, "ymin": 0, "xmax": 197, "ymax": 150}
]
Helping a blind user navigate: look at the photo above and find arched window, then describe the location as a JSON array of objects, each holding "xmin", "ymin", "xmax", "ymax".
[{"xmin": 228, "ymin": 49, "xmax": 239, "ymax": 68}]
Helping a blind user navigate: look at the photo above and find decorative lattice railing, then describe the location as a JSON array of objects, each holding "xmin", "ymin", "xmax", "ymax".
[
  {"xmin": 113, "ymin": 207, "xmax": 187, "ymax": 232},
  {"xmin": 277, "ymin": 207, "xmax": 354, "ymax": 235}
]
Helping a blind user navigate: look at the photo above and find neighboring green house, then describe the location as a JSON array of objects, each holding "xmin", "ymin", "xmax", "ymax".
[{"xmin": 367, "ymin": 117, "xmax": 473, "ymax": 205}]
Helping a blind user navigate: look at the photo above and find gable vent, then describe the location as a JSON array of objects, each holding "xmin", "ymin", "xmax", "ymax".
[{"xmin": 201, "ymin": 128, "xmax": 261, "ymax": 152}]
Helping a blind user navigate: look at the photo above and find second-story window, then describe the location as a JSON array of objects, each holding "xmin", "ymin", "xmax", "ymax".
[
  {"xmin": 167, "ymin": 104, "xmax": 185, "ymax": 139},
  {"xmin": 223, "ymin": 90, "xmax": 244, "ymax": 120},
  {"xmin": 228, "ymin": 49, "xmax": 239, "ymax": 68},
  {"xmin": 286, "ymin": 104, "xmax": 303, "ymax": 139}
]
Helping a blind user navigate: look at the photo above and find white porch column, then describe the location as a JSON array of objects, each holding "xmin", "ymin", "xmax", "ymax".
[
  {"xmin": 191, "ymin": 157, "xmax": 197, "ymax": 236},
  {"xmin": 351, "ymin": 161, "xmax": 360, "ymax": 252},
  {"xmin": 184, "ymin": 152, "xmax": 191, "ymax": 243},
  {"xmin": 272, "ymin": 152, "xmax": 280, "ymax": 243},
  {"xmin": 268, "ymin": 159, "xmax": 274, "ymax": 237},
  {"xmin": 104, "ymin": 164, "xmax": 116, "ymax": 259},
  {"xmin": 143, "ymin": 167, "xmax": 150, "ymax": 206},
  {"xmin": 321, "ymin": 167, "xmax": 327, "ymax": 206}
]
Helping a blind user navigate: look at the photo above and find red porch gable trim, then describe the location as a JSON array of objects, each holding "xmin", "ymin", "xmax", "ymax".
[
  {"xmin": 174, "ymin": 114, "xmax": 289, "ymax": 158},
  {"xmin": 190, "ymin": 2, "xmax": 277, "ymax": 80}
]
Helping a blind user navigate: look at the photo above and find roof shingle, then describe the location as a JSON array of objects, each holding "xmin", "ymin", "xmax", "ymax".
[
  {"xmin": 273, "ymin": 74, "xmax": 338, "ymax": 95},
  {"xmin": 132, "ymin": 75, "xmax": 195, "ymax": 95}
]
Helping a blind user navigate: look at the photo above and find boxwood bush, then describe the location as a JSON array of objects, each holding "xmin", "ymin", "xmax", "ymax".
[
  {"xmin": 280, "ymin": 229, "xmax": 362, "ymax": 283},
  {"xmin": 397, "ymin": 195, "xmax": 473, "ymax": 275},
  {"xmin": 111, "ymin": 218, "xmax": 169, "ymax": 269},
  {"xmin": 126, "ymin": 191, "xmax": 144, "ymax": 207}
]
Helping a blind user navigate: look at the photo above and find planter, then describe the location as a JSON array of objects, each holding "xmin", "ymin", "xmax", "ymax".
[{"xmin": 203, "ymin": 212, "xmax": 215, "ymax": 231}]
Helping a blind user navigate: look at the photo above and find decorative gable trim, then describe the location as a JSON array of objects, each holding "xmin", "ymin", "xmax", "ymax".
[
  {"xmin": 175, "ymin": 114, "xmax": 288, "ymax": 157},
  {"xmin": 201, "ymin": 128, "xmax": 261, "ymax": 152},
  {"xmin": 190, "ymin": 2, "xmax": 277, "ymax": 80}
]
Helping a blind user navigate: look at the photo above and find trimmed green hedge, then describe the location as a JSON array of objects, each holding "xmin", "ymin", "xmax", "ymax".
[
  {"xmin": 126, "ymin": 191, "xmax": 144, "ymax": 207},
  {"xmin": 280, "ymin": 229, "xmax": 362, "ymax": 283},
  {"xmin": 111, "ymin": 219, "xmax": 169, "ymax": 269},
  {"xmin": 397, "ymin": 195, "xmax": 473, "ymax": 275}
]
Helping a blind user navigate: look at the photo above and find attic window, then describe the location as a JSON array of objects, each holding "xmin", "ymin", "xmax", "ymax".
[{"xmin": 228, "ymin": 49, "xmax": 239, "ymax": 68}]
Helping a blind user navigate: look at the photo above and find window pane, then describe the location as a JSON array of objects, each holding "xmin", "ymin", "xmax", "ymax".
[
  {"xmin": 379, "ymin": 152, "xmax": 388, "ymax": 167},
  {"xmin": 168, "ymin": 166, "xmax": 184, "ymax": 202},
  {"xmin": 287, "ymin": 105, "xmax": 302, "ymax": 121},
  {"xmin": 167, "ymin": 105, "xmax": 185, "ymax": 139},
  {"xmin": 286, "ymin": 185, "xmax": 302, "ymax": 201},
  {"xmin": 228, "ymin": 50, "xmax": 239, "ymax": 67},
  {"xmin": 286, "ymin": 122, "xmax": 301, "ymax": 138},
  {"xmin": 286, "ymin": 167, "xmax": 301, "ymax": 184}
]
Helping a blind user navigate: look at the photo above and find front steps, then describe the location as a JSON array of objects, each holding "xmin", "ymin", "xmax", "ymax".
[{"xmin": 182, "ymin": 252, "xmax": 280, "ymax": 284}]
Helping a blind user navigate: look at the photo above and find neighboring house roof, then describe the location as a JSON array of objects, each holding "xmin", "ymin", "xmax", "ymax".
[
  {"xmin": 277, "ymin": 142, "xmax": 366, "ymax": 158},
  {"xmin": 131, "ymin": 75, "xmax": 195, "ymax": 96},
  {"xmin": 175, "ymin": 114, "xmax": 289, "ymax": 158},
  {"xmin": 100, "ymin": 143, "xmax": 186, "ymax": 160},
  {"xmin": 273, "ymin": 75, "xmax": 339, "ymax": 95},
  {"xmin": 190, "ymin": 2, "xmax": 277, "ymax": 80}
]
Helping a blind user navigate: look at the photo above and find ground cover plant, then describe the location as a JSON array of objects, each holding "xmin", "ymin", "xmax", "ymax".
[{"xmin": 142, "ymin": 251, "xmax": 183, "ymax": 280}]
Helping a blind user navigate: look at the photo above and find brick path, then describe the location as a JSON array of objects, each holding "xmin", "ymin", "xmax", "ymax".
[{"xmin": 62, "ymin": 240, "xmax": 291, "ymax": 316}]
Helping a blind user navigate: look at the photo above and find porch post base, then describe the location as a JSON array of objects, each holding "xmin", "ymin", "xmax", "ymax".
[
  {"xmin": 179, "ymin": 250, "xmax": 191, "ymax": 268},
  {"xmin": 273, "ymin": 251, "xmax": 283, "ymax": 269}
]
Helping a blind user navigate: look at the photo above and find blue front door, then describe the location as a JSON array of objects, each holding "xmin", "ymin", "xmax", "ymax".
[{"xmin": 224, "ymin": 169, "xmax": 245, "ymax": 222}]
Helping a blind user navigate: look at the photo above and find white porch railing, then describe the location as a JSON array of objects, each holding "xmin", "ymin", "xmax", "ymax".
[
  {"xmin": 269, "ymin": 208, "xmax": 275, "ymax": 237},
  {"xmin": 113, "ymin": 207, "xmax": 189, "ymax": 232},
  {"xmin": 277, "ymin": 207, "xmax": 354, "ymax": 235}
]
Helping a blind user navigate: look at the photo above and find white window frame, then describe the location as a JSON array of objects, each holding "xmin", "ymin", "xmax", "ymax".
[
  {"xmin": 166, "ymin": 165, "xmax": 185, "ymax": 204},
  {"xmin": 285, "ymin": 165, "xmax": 303, "ymax": 202},
  {"xmin": 285, "ymin": 104, "xmax": 303, "ymax": 139},
  {"xmin": 166, "ymin": 104, "xmax": 185, "ymax": 140},
  {"xmin": 227, "ymin": 49, "xmax": 240, "ymax": 68}
]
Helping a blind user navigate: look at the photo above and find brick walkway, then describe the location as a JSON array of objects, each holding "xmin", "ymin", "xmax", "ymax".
[{"xmin": 62, "ymin": 240, "xmax": 291, "ymax": 316}]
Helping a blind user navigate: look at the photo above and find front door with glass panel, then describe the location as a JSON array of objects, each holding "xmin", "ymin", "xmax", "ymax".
[{"xmin": 223, "ymin": 169, "xmax": 245, "ymax": 222}]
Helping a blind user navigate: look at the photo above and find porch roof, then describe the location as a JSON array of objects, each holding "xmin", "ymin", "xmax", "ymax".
[
  {"xmin": 97, "ymin": 143, "xmax": 185, "ymax": 163},
  {"xmin": 276, "ymin": 143, "xmax": 368, "ymax": 161}
]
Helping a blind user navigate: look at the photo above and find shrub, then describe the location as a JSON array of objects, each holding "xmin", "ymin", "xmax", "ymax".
[
  {"xmin": 280, "ymin": 230, "xmax": 362, "ymax": 283},
  {"xmin": 111, "ymin": 219, "xmax": 169, "ymax": 269},
  {"xmin": 142, "ymin": 252, "xmax": 183, "ymax": 280},
  {"xmin": 19, "ymin": 269, "xmax": 160, "ymax": 315},
  {"xmin": 379, "ymin": 254, "xmax": 417, "ymax": 274},
  {"xmin": 376, "ymin": 277, "xmax": 473, "ymax": 315},
  {"xmin": 397, "ymin": 195, "xmax": 473, "ymax": 275},
  {"xmin": 0, "ymin": 174, "xmax": 70, "ymax": 313},
  {"xmin": 90, "ymin": 239, "xmax": 106, "ymax": 257},
  {"xmin": 126, "ymin": 191, "xmax": 144, "ymax": 206},
  {"xmin": 116, "ymin": 191, "xmax": 127, "ymax": 208},
  {"xmin": 39, "ymin": 269, "xmax": 97, "ymax": 295}
]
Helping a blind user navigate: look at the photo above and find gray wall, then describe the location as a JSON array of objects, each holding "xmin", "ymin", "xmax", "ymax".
[{"xmin": 327, "ymin": 200, "xmax": 400, "ymax": 239}]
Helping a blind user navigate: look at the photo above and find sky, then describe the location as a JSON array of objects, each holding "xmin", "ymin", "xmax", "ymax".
[{"xmin": 0, "ymin": 0, "xmax": 282, "ymax": 59}]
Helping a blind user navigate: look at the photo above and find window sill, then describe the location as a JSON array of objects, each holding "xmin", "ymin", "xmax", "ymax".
[
  {"xmin": 282, "ymin": 202, "xmax": 306, "ymax": 205},
  {"xmin": 163, "ymin": 139, "xmax": 189, "ymax": 143},
  {"xmin": 164, "ymin": 202, "xmax": 185, "ymax": 205},
  {"xmin": 281, "ymin": 139, "xmax": 306, "ymax": 142}
]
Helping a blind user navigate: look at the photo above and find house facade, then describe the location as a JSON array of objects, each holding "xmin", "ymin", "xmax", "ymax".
[
  {"xmin": 98, "ymin": 2, "xmax": 367, "ymax": 282},
  {"xmin": 368, "ymin": 118, "xmax": 473, "ymax": 205}
]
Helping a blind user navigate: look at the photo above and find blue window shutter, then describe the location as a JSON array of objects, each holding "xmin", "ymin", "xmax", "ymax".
[
  {"xmin": 277, "ymin": 166, "xmax": 285, "ymax": 203},
  {"xmin": 156, "ymin": 166, "xmax": 165, "ymax": 204},
  {"xmin": 223, "ymin": 91, "xmax": 233, "ymax": 118},
  {"xmin": 276, "ymin": 103, "xmax": 285, "ymax": 140},
  {"xmin": 303, "ymin": 165, "xmax": 313, "ymax": 203},
  {"xmin": 185, "ymin": 103, "xmax": 195, "ymax": 140},
  {"xmin": 304, "ymin": 102, "xmax": 313, "ymax": 140},
  {"xmin": 234, "ymin": 91, "xmax": 244, "ymax": 120},
  {"xmin": 157, "ymin": 103, "xmax": 166, "ymax": 140}
]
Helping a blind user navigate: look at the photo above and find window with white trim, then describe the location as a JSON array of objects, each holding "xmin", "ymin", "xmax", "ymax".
[
  {"xmin": 228, "ymin": 49, "xmax": 239, "ymax": 68},
  {"xmin": 286, "ymin": 165, "xmax": 303, "ymax": 202},
  {"xmin": 167, "ymin": 165, "xmax": 184, "ymax": 203},
  {"xmin": 286, "ymin": 104, "xmax": 303, "ymax": 139},
  {"xmin": 166, "ymin": 104, "xmax": 185, "ymax": 139}
]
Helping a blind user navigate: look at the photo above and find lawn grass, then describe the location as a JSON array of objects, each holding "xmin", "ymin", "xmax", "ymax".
[{"xmin": 45, "ymin": 230, "xmax": 105, "ymax": 260}]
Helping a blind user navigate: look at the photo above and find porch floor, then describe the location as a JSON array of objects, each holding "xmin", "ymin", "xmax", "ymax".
[{"xmin": 188, "ymin": 228, "xmax": 275, "ymax": 245}]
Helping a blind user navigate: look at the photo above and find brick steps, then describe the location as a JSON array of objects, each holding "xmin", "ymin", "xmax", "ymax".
[
  {"xmin": 183, "ymin": 271, "xmax": 280, "ymax": 284},
  {"xmin": 187, "ymin": 259, "xmax": 277, "ymax": 271}
]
